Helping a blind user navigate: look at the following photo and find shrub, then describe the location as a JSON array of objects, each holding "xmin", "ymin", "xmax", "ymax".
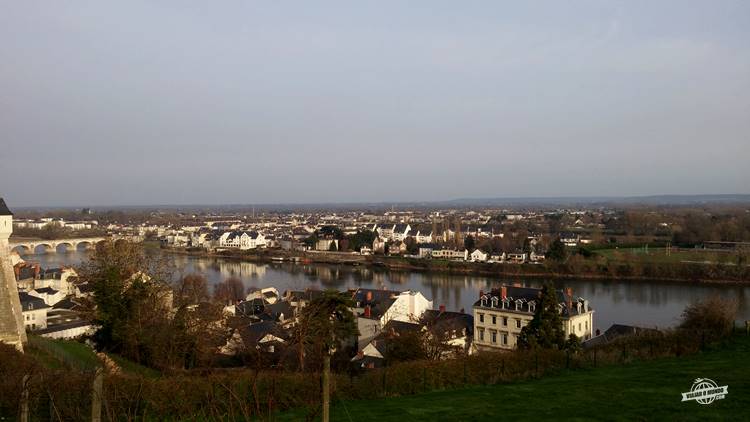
[{"xmin": 679, "ymin": 296, "xmax": 738, "ymax": 338}]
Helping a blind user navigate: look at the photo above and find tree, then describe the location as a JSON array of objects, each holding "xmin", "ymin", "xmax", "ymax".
[
  {"xmin": 404, "ymin": 237, "xmax": 419, "ymax": 255},
  {"xmin": 176, "ymin": 273, "xmax": 210, "ymax": 307},
  {"xmin": 293, "ymin": 290, "xmax": 358, "ymax": 422},
  {"xmin": 680, "ymin": 296, "xmax": 738, "ymax": 338},
  {"xmin": 213, "ymin": 277, "xmax": 245, "ymax": 305},
  {"xmin": 518, "ymin": 283, "xmax": 566, "ymax": 350},
  {"xmin": 79, "ymin": 240, "xmax": 194, "ymax": 368},
  {"xmin": 293, "ymin": 290, "xmax": 358, "ymax": 371},
  {"xmin": 547, "ymin": 238, "xmax": 567, "ymax": 262},
  {"xmin": 347, "ymin": 229, "xmax": 377, "ymax": 252},
  {"xmin": 463, "ymin": 235, "xmax": 475, "ymax": 251},
  {"xmin": 382, "ymin": 331, "xmax": 427, "ymax": 364}
]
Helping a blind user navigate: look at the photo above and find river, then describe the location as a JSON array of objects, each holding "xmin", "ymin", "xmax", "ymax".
[{"xmin": 21, "ymin": 250, "xmax": 750, "ymax": 332}]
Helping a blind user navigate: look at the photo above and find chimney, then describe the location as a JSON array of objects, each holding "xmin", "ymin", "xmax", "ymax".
[
  {"xmin": 459, "ymin": 307, "xmax": 465, "ymax": 314},
  {"xmin": 366, "ymin": 291, "xmax": 373, "ymax": 302},
  {"xmin": 566, "ymin": 287, "xmax": 573, "ymax": 311},
  {"xmin": 439, "ymin": 304, "xmax": 446, "ymax": 313},
  {"xmin": 364, "ymin": 305, "xmax": 371, "ymax": 318},
  {"xmin": 479, "ymin": 289, "xmax": 484, "ymax": 298},
  {"xmin": 501, "ymin": 286, "xmax": 507, "ymax": 300}
]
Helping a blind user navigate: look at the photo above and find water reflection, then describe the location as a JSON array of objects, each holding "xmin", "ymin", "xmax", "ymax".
[{"xmin": 22, "ymin": 251, "xmax": 750, "ymax": 331}]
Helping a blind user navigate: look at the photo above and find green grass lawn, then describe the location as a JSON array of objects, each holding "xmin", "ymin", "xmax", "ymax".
[
  {"xmin": 278, "ymin": 335, "xmax": 750, "ymax": 421},
  {"xmin": 27, "ymin": 336, "xmax": 159, "ymax": 377},
  {"xmin": 27, "ymin": 335, "xmax": 101, "ymax": 371},
  {"xmin": 594, "ymin": 247, "xmax": 739, "ymax": 265}
]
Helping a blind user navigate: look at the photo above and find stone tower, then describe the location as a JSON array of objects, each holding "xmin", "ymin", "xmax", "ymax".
[{"xmin": 0, "ymin": 198, "xmax": 26, "ymax": 351}]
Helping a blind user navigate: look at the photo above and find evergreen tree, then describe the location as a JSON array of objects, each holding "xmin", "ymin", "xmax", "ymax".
[
  {"xmin": 518, "ymin": 283, "xmax": 566, "ymax": 349},
  {"xmin": 547, "ymin": 238, "xmax": 567, "ymax": 261},
  {"xmin": 463, "ymin": 234, "xmax": 475, "ymax": 251}
]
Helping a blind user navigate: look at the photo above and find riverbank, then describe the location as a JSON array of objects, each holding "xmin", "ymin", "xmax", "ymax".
[{"xmin": 157, "ymin": 246, "xmax": 750, "ymax": 286}]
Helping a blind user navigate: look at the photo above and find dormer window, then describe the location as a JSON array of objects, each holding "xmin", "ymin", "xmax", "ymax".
[
  {"xmin": 502, "ymin": 298, "xmax": 509, "ymax": 309},
  {"xmin": 514, "ymin": 300, "xmax": 522, "ymax": 311},
  {"xmin": 528, "ymin": 301, "xmax": 536, "ymax": 313},
  {"xmin": 491, "ymin": 297, "xmax": 499, "ymax": 308}
]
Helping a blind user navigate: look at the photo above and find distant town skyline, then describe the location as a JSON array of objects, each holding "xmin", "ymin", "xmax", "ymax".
[{"xmin": 2, "ymin": 1, "xmax": 749, "ymax": 207}]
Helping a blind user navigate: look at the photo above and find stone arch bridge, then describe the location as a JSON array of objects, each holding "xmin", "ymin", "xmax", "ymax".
[{"xmin": 9, "ymin": 237, "xmax": 109, "ymax": 254}]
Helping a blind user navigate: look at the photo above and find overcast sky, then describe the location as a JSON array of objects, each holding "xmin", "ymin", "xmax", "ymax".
[{"xmin": 1, "ymin": 1, "xmax": 748, "ymax": 207}]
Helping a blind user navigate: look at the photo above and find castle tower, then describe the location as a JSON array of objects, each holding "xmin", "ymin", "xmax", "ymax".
[{"xmin": 0, "ymin": 198, "xmax": 26, "ymax": 351}]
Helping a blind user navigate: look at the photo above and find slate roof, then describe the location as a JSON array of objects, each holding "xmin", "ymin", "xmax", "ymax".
[
  {"xmin": 237, "ymin": 321, "xmax": 287, "ymax": 348},
  {"xmin": 0, "ymin": 198, "xmax": 12, "ymax": 216},
  {"xmin": 583, "ymin": 324, "xmax": 659, "ymax": 348},
  {"xmin": 474, "ymin": 285, "xmax": 593, "ymax": 317},
  {"xmin": 351, "ymin": 288, "xmax": 401, "ymax": 320},
  {"xmin": 34, "ymin": 287, "xmax": 59, "ymax": 295},
  {"xmin": 19, "ymin": 292, "xmax": 50, "ymax": 311},
  {"xmin": 422, "ymin": 310, "xmax": 474, "ymax": 337}
]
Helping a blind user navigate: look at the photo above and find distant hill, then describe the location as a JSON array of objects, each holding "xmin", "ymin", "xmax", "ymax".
[
  {"xmin": 439, "ymin": 194, "xmax": 750, "ymax": 207},
  {"xmin": 12, "ymin": 194, "xmax": 750, "ymax": 212}
]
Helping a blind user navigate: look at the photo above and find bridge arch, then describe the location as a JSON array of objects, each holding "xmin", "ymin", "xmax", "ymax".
[
  {"xmin": 11, "ymin": 244, "xmax": 32, "ymax": 255},
  {"xmin": 55, "ymin": 242, "xmax": 76, "ymax": 253},
  {"xmin": 75, "ymin": 240, "xmax": 95, "ymax": 251},
  {"xmin": 33, "ymin": 243, "xmax": 55, "ymax": 254}
]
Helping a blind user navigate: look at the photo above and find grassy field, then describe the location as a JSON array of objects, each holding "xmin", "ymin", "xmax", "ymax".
[
  {"xmin": 27, "ymin": 336, "xmax": 158, "ymax": 376},
  {"xmin": 278, "ymin": 335, "xmax": 750, "ymax": 421},
  {"xmin": 27, "ymin": 335, "xmax": 101, "ymax": 371},
  {"xmin": 594, "ymin": 247, "xmax": 740, "ymax": 265}
]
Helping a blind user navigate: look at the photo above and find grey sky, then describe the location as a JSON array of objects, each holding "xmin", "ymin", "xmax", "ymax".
[{"xmin": 1, "ymin": 1, "xmax": 748, "ymax": 207}]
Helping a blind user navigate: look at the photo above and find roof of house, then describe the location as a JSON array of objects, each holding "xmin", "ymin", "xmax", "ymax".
[
  {"xmin": 422, "ymin": 310, "xmax": 474, "ymax": 337},
  {"xmin": 583, "ymin": 324, "xmax": 659, "ymax": 348},
  {"xmin": 237, "ymin": 321, "xmax": 287, "ymax": 348},
  {"xmin": 34, "ymin": 287, "xmax": 59, "ymax": 295},
  {"xmin": 473, "ymin": 285, "xmax": 593, "ymax": 316},
  {"xmin": 19, "ymin": 292, "xmax": 50, "ymax": 311},
  {"xmin": 0, "ymin": 198, "xmax": 12, "ymax": 216},
  {"xmin": 52, "ymin": 297, "xmax": 82, "ymax": 310},
  {"xmin": 351, "ymin": 288, "xmax": 401, "ymax": 320},
  {"xmin": 236, "ymin": 298, "xmax": 267, "ymax": 317}
]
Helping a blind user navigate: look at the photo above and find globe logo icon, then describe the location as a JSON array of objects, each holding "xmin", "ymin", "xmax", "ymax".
[
  {"xmin": 691, "ymin": 379, "xmax": 719, "ymax": 405},
  {"xmin": 682, "ymin": 378, "xmax": 727, "ymax": 405}
]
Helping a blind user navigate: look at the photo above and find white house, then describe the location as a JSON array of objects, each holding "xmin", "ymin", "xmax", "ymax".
[
  {"xmin": 470, "ymin": 249, "xmax": 489, "ymax": 262},
  {"xmin": 19, "ymin": 292, "xmax": 50, "ymax": 331},
  {"xmin": 414, "ymin": 230, "xmax": 434, "ymax": 244},
  {"xmin": 351, "ymin": 288, "xmax": 433, "ymax": 348},
  {"xmin": 219, "ymin": 231, "xmax": 267, "ymax": 250},
  {"xmin": 431, "ymin": 249, "xmax": 468, "ymax": 260},
  {"xmin": 28, "ymin": 287, "xmax": 66, "ymax": 306}
]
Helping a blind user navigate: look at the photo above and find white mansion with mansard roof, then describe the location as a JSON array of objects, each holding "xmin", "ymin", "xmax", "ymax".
[{"xmin": 473, "ymin": 285, "xmax": 594, "ymax": 351}]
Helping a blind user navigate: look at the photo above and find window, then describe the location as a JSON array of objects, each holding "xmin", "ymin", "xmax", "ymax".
[
  {"xmin": 502, "ymin": 333, "xmax": 508, "ymax": 345},
  {"xmin": 491, "ymin": 331, "xmax": 497, "ymax": 343},
  {"xmin": 503, "ymin": 317, "xmax": 508, "ymax": 326},
  {"xmin": 585, "ymin": 321, "xmax": 588, "ymax": 331},
  {"xmin": 578, "ymin": 323, "xmax": 582, "ymax": 332},
  {"xmin": 492, "ymin": 315, "xmax": 497, "ymax": 325},
  {"xmin": 479, "ymin": 313, "xmax": 484, "ymax": 323},
  {"xmin": 479, "ymin": 329, "xmax": 485, "ymax": 341},
  {"xmin": 515, "ymin": 319, "xmax": 521, "ymax": 329}
]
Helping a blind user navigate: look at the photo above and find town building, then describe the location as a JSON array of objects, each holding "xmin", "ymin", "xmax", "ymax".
[{"xmin": 473, "ymin": 285, "xmax": 594, "ymax": 351}]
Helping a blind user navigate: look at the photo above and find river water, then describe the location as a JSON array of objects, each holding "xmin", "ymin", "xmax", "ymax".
[{"xmin": 22, "ymin": 250, "xmax": 750, "ymax": 332}]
